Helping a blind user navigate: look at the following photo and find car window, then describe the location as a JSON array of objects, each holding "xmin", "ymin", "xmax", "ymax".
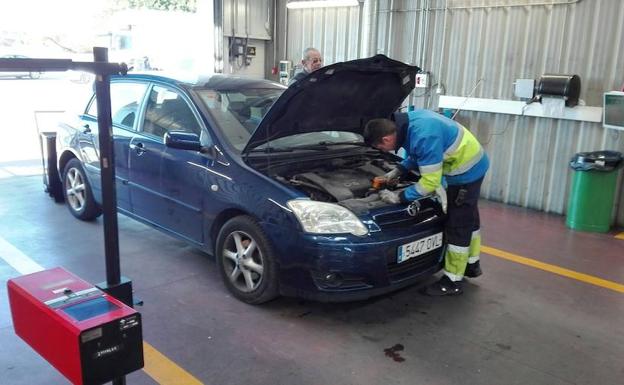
[
  {"xmin": 196, "ymin": 88, "xmax": 282, "ymax": 151},
  {"xmin": 141, "ymin": 86, "xmax": 201, "ymax": 138},
  {"xmin": 86, "ymin": 95, "xmax": 98, "ymax": 116},
  {"xmin": 85, "ymin": 82, "xmax": 148, "ymax": 130}
]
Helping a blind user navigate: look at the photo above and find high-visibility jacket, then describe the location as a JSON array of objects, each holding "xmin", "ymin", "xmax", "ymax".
[{"xmin": 394, "ymin": 110, "xmax": 489, "ymax": 202}]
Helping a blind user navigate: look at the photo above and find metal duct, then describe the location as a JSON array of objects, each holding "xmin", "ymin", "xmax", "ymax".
[
  {"xmin": 214, "ymin": 0, "xmax": 224, "ymax": 73},
  {"xmin": 360, "ymin": 0, "xmax": 379, "ymax": 58}
]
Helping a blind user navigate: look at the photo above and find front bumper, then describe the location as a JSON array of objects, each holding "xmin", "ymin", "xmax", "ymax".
[
  {"xmin": 280, "ymin": 260, "xmax": 443, "ymax": 302},
  {"xmin": 263, "ymin": 222, "xmax": 446, "ymax": 302}
]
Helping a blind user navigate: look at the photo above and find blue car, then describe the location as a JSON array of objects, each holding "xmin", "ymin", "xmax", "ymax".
[{"xmin": 54, "ymin": 55, "xmax": 446, "ymax": 304}]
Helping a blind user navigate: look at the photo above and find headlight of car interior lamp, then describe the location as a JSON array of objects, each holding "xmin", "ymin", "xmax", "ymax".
[{"xmin": 287, "ymin": 200, "xmax": 368, "ymax": 236}]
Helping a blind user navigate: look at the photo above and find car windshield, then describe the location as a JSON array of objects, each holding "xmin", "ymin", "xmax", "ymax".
[
  {"xmin": 195, "ymin": 87, "xmax": 362, "ymax": 152},
  {"xmin": 195, "ymin": 88, "xmax": 282, "ymax": 151}
]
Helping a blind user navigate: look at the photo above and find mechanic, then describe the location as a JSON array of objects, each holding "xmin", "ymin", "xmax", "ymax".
[
  {"xmin": 288, "ymin": 47, "xmax": 323, "ymax": 85},
  {"xmin": 363, "ymin": 109, "xmax": 489, "ymax": 296}
]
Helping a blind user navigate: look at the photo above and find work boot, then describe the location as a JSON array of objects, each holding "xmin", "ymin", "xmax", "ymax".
[
  {"xmin": 422, "ymin": 275, "xmax": 463, "ymax": 296},
  {"xmin": 464, "ymin": 261, "xmax": 482, "ymax": 278}
]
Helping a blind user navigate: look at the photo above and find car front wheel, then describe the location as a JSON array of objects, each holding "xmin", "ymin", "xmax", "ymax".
[
  {"xmin": 216, "ymin": 216, "xmax": 279, "ymax": 304},
  {"xmin": 63, "ymin": 158, "xmax": 101, "ymax": 221}
]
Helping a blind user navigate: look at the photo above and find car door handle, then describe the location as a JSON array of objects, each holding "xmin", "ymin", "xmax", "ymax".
[
  {"xmin": 82, "ymin": 124, "xmax": 91, "ymax": 134},
  {"xmin": 129, "ymin": 142, "xmax": 147, "ymax": 155}
]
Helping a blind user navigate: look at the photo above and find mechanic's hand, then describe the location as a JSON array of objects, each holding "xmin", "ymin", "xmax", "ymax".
[
  {"xmin": 434, "ymin": 186, "xmax": 448, "ymax": 214},
  {"xmin": 379, "ymin": 189, "xmax": 401, "ymax": 204},
  {"xmin": 383, "ymin": 167, "xmax": 402, "ymax": 182}
]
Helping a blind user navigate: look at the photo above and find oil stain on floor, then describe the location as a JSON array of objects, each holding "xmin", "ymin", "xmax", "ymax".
[{"xmin": 384, "ymin": 344, "xmax": 406, "ymax": 362}]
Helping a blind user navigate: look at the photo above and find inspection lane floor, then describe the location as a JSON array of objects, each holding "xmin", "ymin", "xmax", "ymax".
[{"xmin": 0, "ymin": 170, "xmax": 622, "ymax": 385}]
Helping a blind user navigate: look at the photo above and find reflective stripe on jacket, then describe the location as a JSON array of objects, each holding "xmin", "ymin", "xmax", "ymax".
[{"xmin": 397, "ymin": 110, "xmax": 489, "ymax": 201}]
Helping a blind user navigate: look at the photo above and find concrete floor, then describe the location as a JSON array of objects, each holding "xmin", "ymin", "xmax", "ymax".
[{"xmin": 1, "ymin": 166, "xmax": 623, "ymax": 385}]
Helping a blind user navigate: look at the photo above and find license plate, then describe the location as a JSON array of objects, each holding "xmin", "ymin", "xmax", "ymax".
[{"xmin": 397, "ymin": 232, "xmax": 443, "ymax": 263}]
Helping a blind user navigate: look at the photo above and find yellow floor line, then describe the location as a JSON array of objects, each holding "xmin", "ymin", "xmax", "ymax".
[
  {"xmin": 481, "ymin": 245, "xmax": 624, "ymax": 294},
  {"xmin": 143, "ymin": 342, "xmax": 204, "ymax": 385},
  {"xmin": 615, "ymin": 232, "xmax": 624, "ymax": 240}
]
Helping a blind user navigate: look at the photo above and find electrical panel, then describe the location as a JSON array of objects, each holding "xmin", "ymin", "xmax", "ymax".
[
  {"xmin": 279, "ymin": 60, "xmax": 292, "ymax": 85},
  {"xmin": 229, "ymin": 37, "xmax": 255, "ymax": 67},
  {"xmin": 415, "ymin": 72, "xmax": 429, "ymax": 88},
  {"xmin": 514, "ymin": 79, "xmax": 535, "ymax": 99},
  {"xmin": 230, "ymin": 37, "xmax": 246, "ymax": 57}
]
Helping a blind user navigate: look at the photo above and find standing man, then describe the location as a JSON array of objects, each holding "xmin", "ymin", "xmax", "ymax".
[
  {"xmin": 288, "ymin": 47, "xmax": 323, "ymax": 85},
  {"xmin": 363, "ymin": 110, "xmax": 489, "ymax": 296}
]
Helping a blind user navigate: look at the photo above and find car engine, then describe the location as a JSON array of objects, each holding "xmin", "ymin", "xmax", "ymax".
[{"xmin": 260, "ymin": 153, "xmax": 419, "ymax": 214}]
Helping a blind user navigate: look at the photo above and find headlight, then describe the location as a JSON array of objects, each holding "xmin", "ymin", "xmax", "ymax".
[{"xmin": 287, "ymin": 200, "xmax": 368, "ymax": 236}]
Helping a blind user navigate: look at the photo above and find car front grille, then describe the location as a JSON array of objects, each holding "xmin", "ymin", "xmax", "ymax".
[
  {"xmin": 386, "ymin": 248, "xmax": 443, "ymax": 282},
  {"xmin": 373, "ymin": 199, "xmax": 442, "ymax": 230}
]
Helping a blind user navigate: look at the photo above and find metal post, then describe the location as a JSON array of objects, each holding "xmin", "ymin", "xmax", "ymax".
[
  {"xmin": 92, "ymin": 47, "xmax": 122, "ymax": 286},
  {"xmin": 92, "ymin": 47, "xmax": 126, "ymax": 385}
]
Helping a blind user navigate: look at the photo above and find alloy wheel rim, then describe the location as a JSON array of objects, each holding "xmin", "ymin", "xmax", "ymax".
[
  {"xmin": 222, "ymin": 230, "xmax": 264, "ymax": 292},
  {"xmin": 65, "ymin": 168, "xmax": 86, "ymax": 212}
]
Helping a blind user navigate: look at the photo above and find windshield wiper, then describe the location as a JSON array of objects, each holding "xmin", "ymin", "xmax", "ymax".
[
  {"xmin": 248, "ymin": 141, "xmax": 367, "ymax": 153},
  {"xmin": 284, "ymin": 141, "xmax": 367, "ymax": 151},
  {"xmin": 316, "ymin": 140, "xmax": 368, "ymax": 147},
  {"xmin": 247, "ymin": 147, "xmax": 294, "ymax": 153}
]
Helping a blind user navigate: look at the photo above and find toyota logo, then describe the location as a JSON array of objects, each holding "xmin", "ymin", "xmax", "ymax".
[{"xmin": 406, "ymin": 201, "xmax": 420, "ymax": 217}]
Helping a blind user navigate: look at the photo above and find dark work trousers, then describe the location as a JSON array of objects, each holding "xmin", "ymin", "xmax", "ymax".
[{"xmin": 443, "ymin": 177, "xmax": 484, "ymax": 280}]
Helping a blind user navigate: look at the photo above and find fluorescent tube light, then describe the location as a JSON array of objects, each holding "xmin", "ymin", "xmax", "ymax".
[{"xmin": 286, "ymin": 0, "xmax": 360, "ymax": 9}]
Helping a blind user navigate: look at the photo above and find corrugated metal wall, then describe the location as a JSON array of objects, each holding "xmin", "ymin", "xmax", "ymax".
[
  {"xmin": 223, "ymin": 0, "xmax": 272, "ymax": 39},
  {"xmin": 281, "ymin": 0, "xmax": 624, "ymax": 226},
  {"xmin": 282, "ymin": 1, "xmax": 362, "ymax": 68}
]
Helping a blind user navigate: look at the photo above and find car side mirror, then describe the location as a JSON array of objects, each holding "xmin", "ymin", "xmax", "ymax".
[{"xmin": 164, "ymin": 131, "xmax": 201, "ymax": 151}]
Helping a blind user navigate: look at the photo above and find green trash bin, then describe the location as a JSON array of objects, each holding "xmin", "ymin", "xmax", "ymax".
[{"xmin": 566, "ymin": 151, "xmax": 623, "ymax": 232}]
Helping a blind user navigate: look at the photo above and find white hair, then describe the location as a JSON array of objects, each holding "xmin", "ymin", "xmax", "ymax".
[{"xmin": 302, "ymin": 47, "xmax": 320, "ymax": 61}]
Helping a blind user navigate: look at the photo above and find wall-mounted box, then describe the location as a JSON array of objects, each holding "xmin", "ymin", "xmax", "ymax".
[
  {"xmin": 514, "ymin": 79, "xmax": 535, "ymax": 99},
  {"xmin": 603, "ymin": 91, "xmax": 624, "ymax": 130},
  {"xmin": 415, "ymin": 72, "xmax": 429, "ymax": 88}
]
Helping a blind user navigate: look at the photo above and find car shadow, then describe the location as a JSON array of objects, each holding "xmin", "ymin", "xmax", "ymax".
[
  {"xmin": 262, "ymin": 276, "xmax": 485, "ymax": 327},
  {"xmin": 163, "ymin": 243, "xmax": 487, "ymax": 330}
]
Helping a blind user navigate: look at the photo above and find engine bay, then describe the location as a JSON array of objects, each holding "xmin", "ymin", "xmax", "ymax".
[{"xmin": 250, "ymin": 151, "xmax": 420, "ymax": 214}]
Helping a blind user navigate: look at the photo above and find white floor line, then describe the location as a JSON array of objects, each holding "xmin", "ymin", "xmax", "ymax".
[{"xmin": 0, "ymin": 235, "xmax": 44, "ymax": 275}]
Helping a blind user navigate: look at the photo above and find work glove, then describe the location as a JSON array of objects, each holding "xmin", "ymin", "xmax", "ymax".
[
  {"xmin": 379, "ymin": 189, "xmax": 401, "ymax": 204},
  {"xmin": 383, "ymin": 167, "xmax": 403, "ymax": 182},
  {"xmin": 433, "ymin": 186, "xmax": 448, "ymax": 214}
]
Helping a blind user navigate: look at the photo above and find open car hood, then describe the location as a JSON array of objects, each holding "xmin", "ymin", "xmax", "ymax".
[{"xmin": 242, "ymin": 55, "xmax": 419, "ymax": 153}]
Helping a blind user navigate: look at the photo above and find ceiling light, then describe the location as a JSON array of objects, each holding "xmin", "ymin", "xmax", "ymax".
[{"xmin": 286, "ymin": 0, "xmax": 360, "ymax": 10}]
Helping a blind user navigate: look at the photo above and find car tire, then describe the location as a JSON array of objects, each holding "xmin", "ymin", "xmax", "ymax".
[
  {"xmin": 216, "ymin": 216, "xmax": 279, "ymax": 304},
  {"xmin": 62, "ymin": 158, "xmax": 101, "ymax": 221}
]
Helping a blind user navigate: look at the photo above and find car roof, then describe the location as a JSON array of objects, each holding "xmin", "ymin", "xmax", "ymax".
[{"xmin": 112, "ymin": 72, "xmax": 285, "ymax": 91}]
